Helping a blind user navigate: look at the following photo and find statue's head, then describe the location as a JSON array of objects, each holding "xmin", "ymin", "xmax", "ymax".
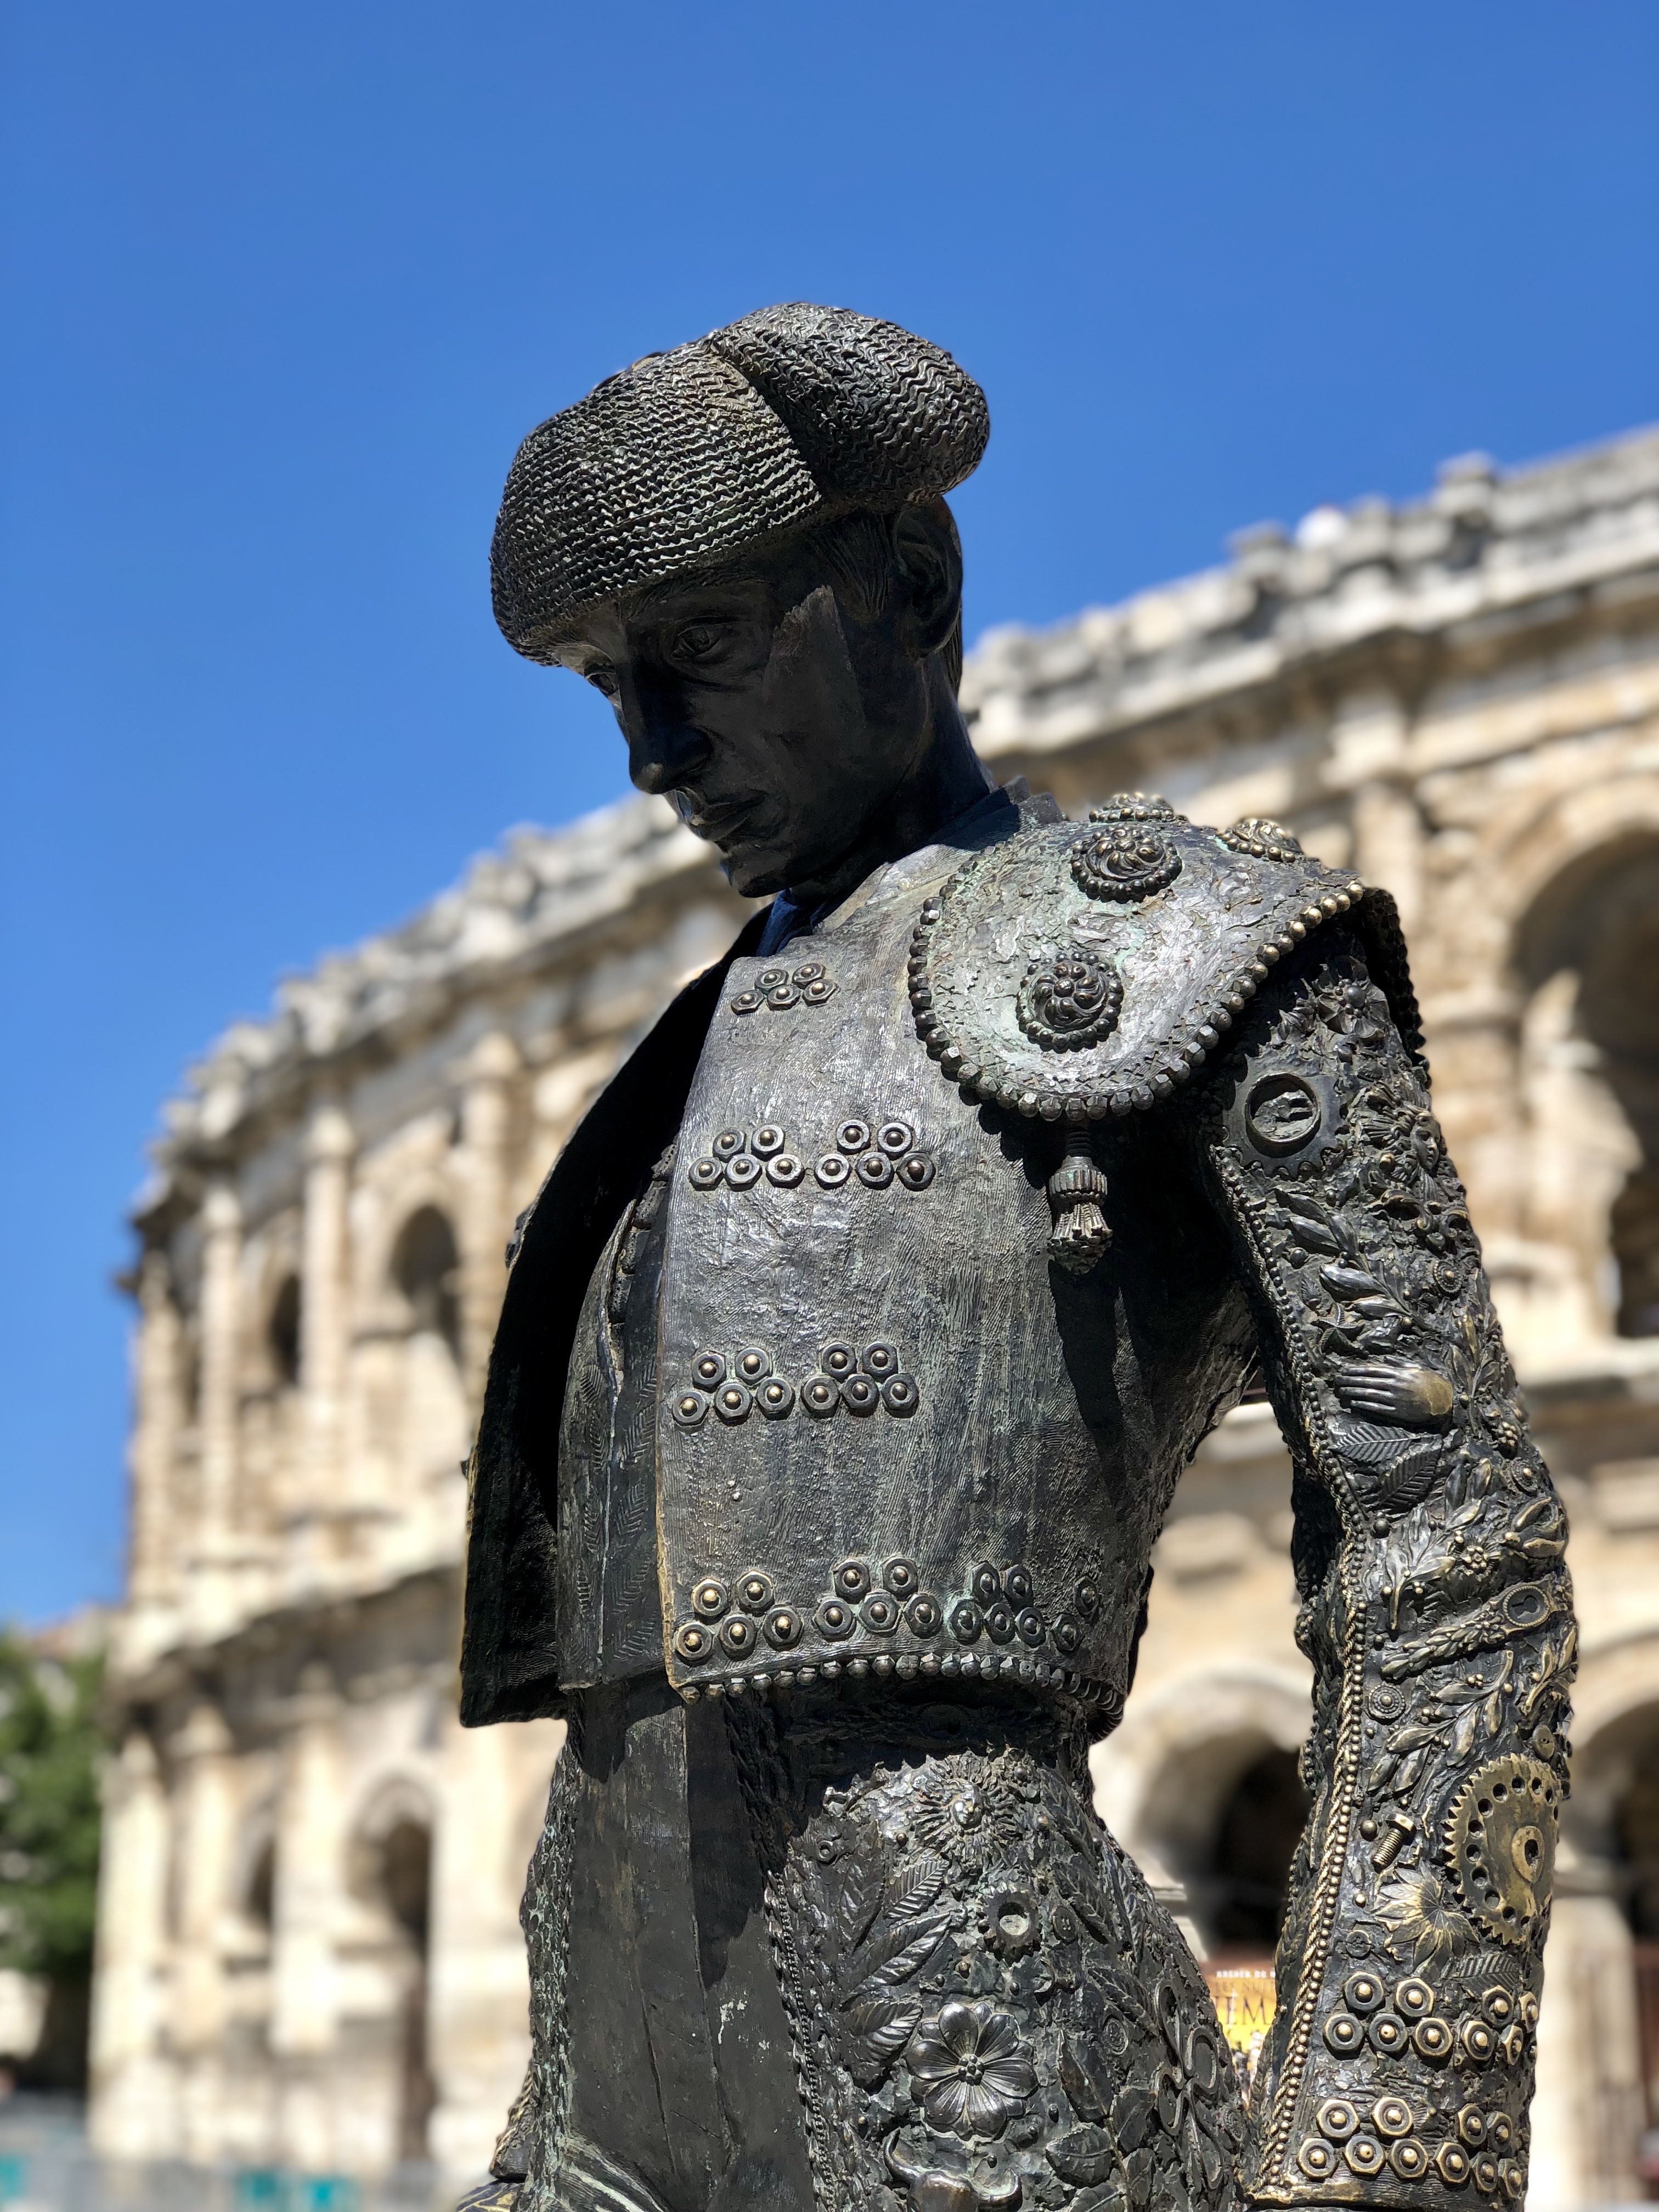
[{"xmin": 490, "ymin": 304, "xmax": 989, "ymax": 899}]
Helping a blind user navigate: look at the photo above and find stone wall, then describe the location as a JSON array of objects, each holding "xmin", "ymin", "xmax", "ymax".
[{"xmin": 92, "ymin": 425, "xmax": 1659, "ymax": 2204}]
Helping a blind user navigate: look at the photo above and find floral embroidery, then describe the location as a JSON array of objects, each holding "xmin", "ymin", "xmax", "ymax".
[{"xmin": 905, "ymin": 2001, "xmax": 1038, "ymax": 2138}]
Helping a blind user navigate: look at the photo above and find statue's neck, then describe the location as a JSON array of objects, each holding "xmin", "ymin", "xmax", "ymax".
[{"xmin": 783, "ymin": 701, "xmax": 994, "ymax": 914}]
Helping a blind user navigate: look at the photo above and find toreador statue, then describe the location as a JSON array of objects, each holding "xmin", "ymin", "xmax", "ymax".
[{"xmin": 458, "ymin": 306, "xmax": 1573, "ymax": 2212}]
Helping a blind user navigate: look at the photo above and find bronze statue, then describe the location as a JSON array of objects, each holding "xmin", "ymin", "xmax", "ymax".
[{"xmin": 459, "ymin": 306, "xmax": 1573, "ymax": 2212}]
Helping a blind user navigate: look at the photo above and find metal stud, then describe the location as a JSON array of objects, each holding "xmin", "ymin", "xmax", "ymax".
[
  {"xmin": 725, "ymin": 1155, "xmax": 762, "ymax": 1190},
  {"xmin": 737, "ymin": 1573, "xmax": 773, "ymax": 1613},
  {"xmin": 841, "ymin": 1374, "xmax": 879, "ymax": 1415},
  {"xmin": 833, "ymin": 1559, "xmax": 872, "ymax": 1599},
  {"xmin": 670, "ymin": 1389, "xmax": 710, "ymax": 1429},
  {"xmin": 712, "ymin": 1130, "xmax": 746, "ymax": 1160},
  {"xmin": 815, "ymin": 1154, "xmax": 852, "ymax": 1189},
  {"xmin": 689, "ymin": 1159, "xmax": 724, "ymax": 1190},
  {"xmin": 800, "ymin": 1375, "xmax": 839, "ymax": 1417},
  {"xmin": 820, "ymin": 1343, "xmax": 857, "ymax": 1379},
  {"xmin": 691, "ymin": 1579, "xmax": 730, "ymax": 1620},
  {"xmin": 836, "ymin": 1119, "xmax": 872, "ymax": 1155},
  {"xmin": 856, "ymin": 1150, "xmax": 894, "ymax": 1188},
  {"xmin": 751, "ymin": 1125, "xmax": 786, "ymax": 1158},
  {"xmin": 756, "ymin": 1376, "xmax": 795, "ymax": 1419},
  {"xmin": 882, "ymin": 1374, "xmax": 919, "ymax": 1415},
  {"xmin": 877, "ymin": 1120, "xmax": 915, "ymax": 1157},
  {"xmin": 713, "ymin": 1382, "xmax": 752, "ymax": 1424},
  {"xmin": 766, "ymin": 1153, "xmax": 805, "ymax": 1187}
]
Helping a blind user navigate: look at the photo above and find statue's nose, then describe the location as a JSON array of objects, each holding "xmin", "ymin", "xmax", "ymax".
[{"xmin": 618, "ymin": 669, "xmax": 711, "ymax": 797}]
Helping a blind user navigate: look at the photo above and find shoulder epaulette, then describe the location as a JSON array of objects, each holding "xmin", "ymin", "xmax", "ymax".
[{"xmin": 908, "ymin": 794, "xmax": 1419, "ymax": 1123}]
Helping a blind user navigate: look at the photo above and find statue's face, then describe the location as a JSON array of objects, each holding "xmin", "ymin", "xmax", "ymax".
[{"xmin": 549, "ymin": 529, "xmax": 943, "ymax": 900}]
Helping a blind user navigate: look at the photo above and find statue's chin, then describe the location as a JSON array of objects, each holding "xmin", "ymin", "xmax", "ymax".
[{"xmin": 722, "ymin": 851, "xmax": 788, "ymax": 900}]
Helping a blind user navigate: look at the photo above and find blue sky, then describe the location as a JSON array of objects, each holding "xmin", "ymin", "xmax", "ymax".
[{"xmin": 2, "ymin": 2, "xmax": 1656, "ymax": 1623}]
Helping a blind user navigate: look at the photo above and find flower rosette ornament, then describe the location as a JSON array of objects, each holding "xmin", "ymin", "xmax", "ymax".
[{"xmin": 905, "ymin": 2001, "xmax": 1039, "ymax": 2139}]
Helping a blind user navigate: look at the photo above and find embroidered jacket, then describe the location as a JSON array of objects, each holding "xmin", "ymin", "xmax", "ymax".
[{"xmin": 461, "ymin": 794, "xmax": 1571, "ymax": 2207}]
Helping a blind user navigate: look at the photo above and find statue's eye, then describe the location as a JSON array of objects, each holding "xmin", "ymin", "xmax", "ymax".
[
  {"xmin": 675, "ymin": 623, "xmax": 721, "ymax": 660},
  {"xmin": 585, "ymin": 663, "xmax": 619, "ymax": 698}
]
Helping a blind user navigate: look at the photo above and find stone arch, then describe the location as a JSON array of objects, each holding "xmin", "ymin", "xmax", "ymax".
[
  {"xmin": 388, "ymin": 1205, "xmax": 461, "ymax": 1362},
  {"xmin": 267, "ymin": 1273, "xmax": 302, "ymax": 1387},
  {"xmin": 1528, "ymin": 1645, "xmax": 1659, "ymax": 2199},
  {"xmin": 1509, "ymin": 816, "xmax": 1659, "ymax": 1340},
  {"xmin": 1091, "ymin": 1664, "xmax": 1312, "ymax": 1952},
  {"xmin": 229, "ymin": 1799, "xmax": 279, "ymax": 1934},
  {"xmin": 346, "ymin": 1775, "xmax": 437, "ymax": 2162}
]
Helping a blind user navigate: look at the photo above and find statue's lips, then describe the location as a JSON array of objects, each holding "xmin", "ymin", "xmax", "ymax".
[{"xmin": 685, "ymin": 796, "xmax": 764, "ymax": 847}]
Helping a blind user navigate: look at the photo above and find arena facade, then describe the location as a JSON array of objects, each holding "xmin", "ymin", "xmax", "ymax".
[{"xmin": 90, "ymin": 425, "xmax": 1659, "ymax": 2205}]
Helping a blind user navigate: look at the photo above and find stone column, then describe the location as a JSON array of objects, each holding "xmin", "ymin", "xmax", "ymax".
[
  {"xmin": 1322, "ymin": 688, "xmax": 1423, "ymax": 938},
  {"xmin": 299, "ymin": 1103, "xmax": 355, "ymax": 1541},
  {"xmin": 193, "ymin": 1181, "xmax": 243, "ymax": 1634},
  {"xmin": 171, "ymin": 1703, "xmax": 238, "ymax": 2167},
  {"xmin": 128, "ymin": 1250, "xmax": 182, "ymax": 1612},
  {"xmin": 456, "ymin": 1033, "xmax": 520, "ymax": 1406},
  {"xmin": 1350, "ymin": 779, "xmax": 1423, "ymax": 939},
  {"xmin": 426, "ymin": 1711, "xmax": 565, "ymax": 2185},
  {"xmin": 87, "ymin": 1728, "xmax": 176, "ymax": 2161},
  {"xmin": 1528, "ymin": 1853, "xmax": 1645, "ymax": 2209},
  {"xmin": 270, "ymin": 1662, "xmax": 344, "ymax": 2174}
]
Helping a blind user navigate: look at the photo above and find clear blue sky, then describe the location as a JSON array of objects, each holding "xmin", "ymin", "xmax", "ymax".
[{"xmin": 2, "ymin": 3, "xmax": 1655, "ymax": 1623}]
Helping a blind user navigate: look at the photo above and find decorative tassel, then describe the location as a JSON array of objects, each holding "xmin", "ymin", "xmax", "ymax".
[{"xmin": 1047, "ymin": 1126, "xmax": 1111, "ymax": 1274}]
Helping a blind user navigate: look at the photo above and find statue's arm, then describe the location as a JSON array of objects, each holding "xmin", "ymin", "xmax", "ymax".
[{"xmin": 1179, "ymin": 926, "xmax": 1574, "ymax": 2205}]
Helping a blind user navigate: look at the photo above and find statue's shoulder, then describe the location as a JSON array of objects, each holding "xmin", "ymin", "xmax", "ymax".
[{"xmin": 907, "ymin": 794, "xmax": 1408, "ymax": 1122}]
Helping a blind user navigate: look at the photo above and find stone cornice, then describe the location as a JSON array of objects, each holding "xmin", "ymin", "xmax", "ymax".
[
  {"xmin": 137, "ymin": 795, "xmax": 741, "ymax": 1223},
  {"xmin": 139, "ymin": 424, "xmax": 1659, "ymax": 1218},
  {"xmin": 962, "ymin": 424, "xmax": 1659, "ymax": 761}
]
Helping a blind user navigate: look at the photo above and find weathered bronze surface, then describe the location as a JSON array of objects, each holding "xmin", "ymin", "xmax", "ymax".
[{"xmin": 458, "ymin": 306, "xmax": 1573, "ymax": 2211}]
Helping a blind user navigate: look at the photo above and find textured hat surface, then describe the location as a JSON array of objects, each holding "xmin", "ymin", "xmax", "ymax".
[{"xmin": 491, "ymin": 303, "xmax": 989, "ymax": 659}]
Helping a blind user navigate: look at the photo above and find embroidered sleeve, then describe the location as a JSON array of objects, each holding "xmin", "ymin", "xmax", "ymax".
[{"xmin": 1182, "ymin": 929, "xmax": 1575, "ymax": 2207}]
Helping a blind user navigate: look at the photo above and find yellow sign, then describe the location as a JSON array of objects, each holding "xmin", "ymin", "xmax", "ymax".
[{"xmin": 1204, "ymin": 1961, "xmax": 1278, "ymax": 2056}]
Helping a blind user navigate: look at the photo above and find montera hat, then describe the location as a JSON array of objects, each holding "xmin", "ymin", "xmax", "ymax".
[{"xmin": 490, "ymin": 302, "xmax": 989, "ymax": 662}]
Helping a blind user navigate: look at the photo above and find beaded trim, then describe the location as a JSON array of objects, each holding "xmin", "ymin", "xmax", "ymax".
[{"xmin": 907, "ymin": 817, "xmax": 1367, "ymax": 1124}]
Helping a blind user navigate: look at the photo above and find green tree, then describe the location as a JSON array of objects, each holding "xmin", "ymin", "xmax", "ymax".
[{"xmin": 0, "ymin": 1629, "xmax": 104, "ymax": 2083}]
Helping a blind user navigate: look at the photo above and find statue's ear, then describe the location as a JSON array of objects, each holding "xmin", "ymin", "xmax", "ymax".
[{"xmin": 892, "ymin": 500, "xmax": 963, "ymax": 662}]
